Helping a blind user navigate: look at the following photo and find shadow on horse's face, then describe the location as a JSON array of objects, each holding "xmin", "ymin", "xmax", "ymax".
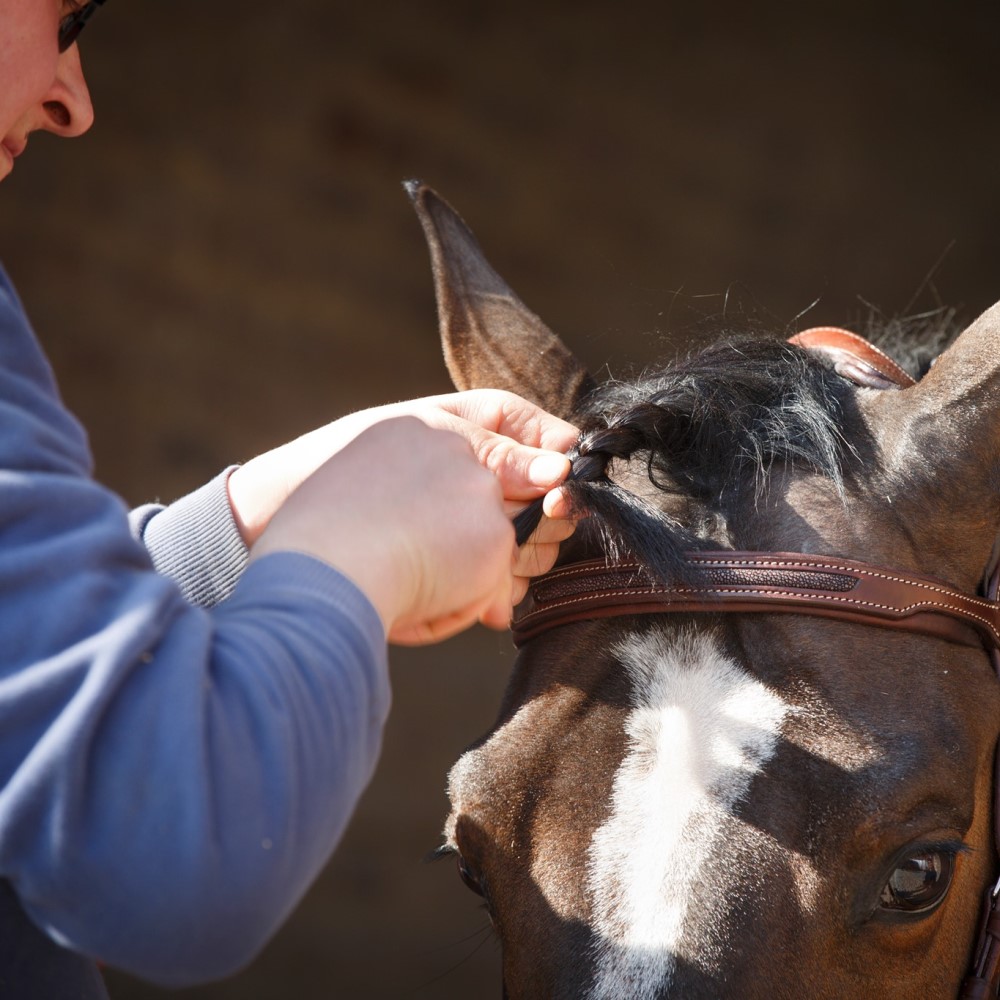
[{"xmin": 407, "ymin": 183, "xmax": 1000, "ymax": 999}]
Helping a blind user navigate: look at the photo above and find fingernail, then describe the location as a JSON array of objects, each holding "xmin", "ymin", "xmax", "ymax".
[
  {"xmin": 542, "ymin": 487, "xmax": 569, "ymax": 519},
  {"xmin": 528, "ymin": 453, "xmax": 570, "ymax": 486}
]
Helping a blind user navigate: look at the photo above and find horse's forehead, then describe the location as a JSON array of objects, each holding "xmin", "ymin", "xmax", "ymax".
[
  {"xmin": 445, "ymin": 625, "xmax": 880, "ymax": 821},
  {"xmin": 445, "ymin": 625, "xmax": 880, "ymax": 900},
  {"xmin": 583, "ymin": 628, "xmax": 816, "ymax": 997}
]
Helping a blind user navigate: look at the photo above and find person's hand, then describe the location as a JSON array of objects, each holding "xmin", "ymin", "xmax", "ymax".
[
  {"xmin": 236, "ymin": 390, "xmax": 579, "ymax": 642},
  {"xmin": 228, "ymin": 389, "xmax": 578, "ymax": 541},
  {"xmin": 249, "ymin": 416, "xmax": 560, "ymax": 642}
]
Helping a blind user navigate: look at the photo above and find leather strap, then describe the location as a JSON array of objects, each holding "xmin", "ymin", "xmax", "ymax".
[
  {"xmin": 961, "ymin": 556, "xmax": 1000, "ymax": 998},
  {"xmin": 962, "ymin": 880, "xmax": 1000, "ymax": 998},
  {"xmin": 789, "ymin": 326, "xmax": 917, "ymax": 389},
  {"xmin": 512, "ymin": 552, "xmax": 1000, "ymax": 650}
]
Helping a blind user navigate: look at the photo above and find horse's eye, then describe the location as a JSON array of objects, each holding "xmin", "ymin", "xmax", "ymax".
[
  {"xmin": 878, "ymin": 849, "xmax": 956, "ymax": 915},
  {"xmin": 457, "ymin": 856, "xmax": 485, "ymax": 898}
]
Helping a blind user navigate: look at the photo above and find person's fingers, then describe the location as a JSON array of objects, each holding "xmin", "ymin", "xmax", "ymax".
[
  {"xmin": 526, "ymin": 515, "xmax": 576, "ymax": 544},
  {"xmin": 478, "ymin": 434, "xmax": 573, "ymax": 502},
  {"xmin": 405, "ymin": 391, "xmax": 579, "ymax": 507},
  {"xmin": 389, "ymin": 612, "xmax": 474, "ymax": 646},
  {"xmin": 542, "ymin": 486, "xmax": 575, "ymax": 520},
  {"xmin": 514, "ymin": 540, "xmax": 565, "ymax": 580},
  {"xmin": 434, "ymin": 416, "xmax": 571, "ymax": 502},
  {"xmin": 478, "ymin": 601, "xmax": 513, "ymax": 631},
  {"xmin": 434, "ymin": 395, "xmax": 577, "ymax": 493},
  {"xmin": 478, "ymin": 564, "xmax": 515, "ymax": 629},
  {"xmin": 435, "ymin": 389, "xmax": 579, "ymax": 453},
  {"xmin": 502, "ymin": 495, "xmax": 578, "ymax": 524},
  {"xmin": 391, "ymin": 588, "xmax": 511, "ymax": 644}
]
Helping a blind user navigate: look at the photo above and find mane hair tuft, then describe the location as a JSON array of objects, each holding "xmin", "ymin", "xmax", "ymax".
[{"xmin": 516, "ymin": 338, "xmax": 856, "ymax": 585}]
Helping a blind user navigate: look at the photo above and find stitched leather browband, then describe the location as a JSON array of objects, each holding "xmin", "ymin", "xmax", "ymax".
[{"xmin": 511, "ymin": 552, "xmax": 1000, "ymax": 650}]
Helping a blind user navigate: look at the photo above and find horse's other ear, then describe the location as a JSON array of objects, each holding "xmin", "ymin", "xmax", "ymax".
[
  {"xmin": 899, "ymin": 299, "xmax": 1000, "ymax": 464},
  {"xmin": 406, "ymin": 181, "xmax": 596, "ymax": 419},
  {"xmin": 876, "ymin": 299, "xmax": 1000, "ymax": 586}
]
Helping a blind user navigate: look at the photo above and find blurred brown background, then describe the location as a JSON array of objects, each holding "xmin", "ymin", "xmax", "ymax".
[{"xmin": 2, "ymin": 2, "xmax": 998, "ymax": 997}]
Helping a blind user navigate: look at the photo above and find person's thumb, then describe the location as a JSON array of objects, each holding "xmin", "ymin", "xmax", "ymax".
[{"xmin": 489, "ymin": 439, "xmax": 571, "ymax": 501}]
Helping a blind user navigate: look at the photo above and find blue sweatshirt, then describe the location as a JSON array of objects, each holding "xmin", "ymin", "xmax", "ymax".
[{"xmin": 0, "ymin": 266, "xmax": 391, "ymax": 988}]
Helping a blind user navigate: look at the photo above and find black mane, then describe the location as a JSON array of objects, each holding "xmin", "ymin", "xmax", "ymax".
[
  {"xmin": 516, "ymin": 308, "xmax": 962, "ymax": 584},
  {"xmin": 516, "ymin": 337, "xmax": 858, "ymax": 583}
]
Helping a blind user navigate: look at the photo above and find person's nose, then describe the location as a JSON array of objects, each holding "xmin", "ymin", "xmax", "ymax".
[{"xmin": 39, "ymin": 45, "xmax": 94, "ymax": 138}]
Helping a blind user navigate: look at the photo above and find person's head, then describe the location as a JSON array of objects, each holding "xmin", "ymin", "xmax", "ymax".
[{"xmin": 1, "ymin": 0, "xmax": 99, "ymax": 181}]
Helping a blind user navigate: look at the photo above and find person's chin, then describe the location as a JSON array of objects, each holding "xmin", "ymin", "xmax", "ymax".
[{"xmin": 0, "ymin": 137, "xmax": 25, "ymax": 178}]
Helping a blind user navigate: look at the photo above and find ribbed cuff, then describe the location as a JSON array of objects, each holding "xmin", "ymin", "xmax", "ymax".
[{"xmin": 134, "ymin": 467, "xmax": 249, "ymax": 608}]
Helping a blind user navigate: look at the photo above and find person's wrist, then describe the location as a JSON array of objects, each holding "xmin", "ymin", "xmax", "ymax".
[
  {"xmin": 226, "ymin": 409, "xmax": 403, "ymax": 547},
  {"xmin": 226, "ymin": 460, "xmax": 277, "ymax": 547}
]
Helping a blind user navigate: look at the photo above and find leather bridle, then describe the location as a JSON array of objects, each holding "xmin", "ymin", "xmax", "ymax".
[
  {"xmin": 512, "ymin": 551, "xmax": 1000, "ymax": 653},
  {"xmin": 511, "ymin": 327, "xmax": 1000, "ymax": 998}
]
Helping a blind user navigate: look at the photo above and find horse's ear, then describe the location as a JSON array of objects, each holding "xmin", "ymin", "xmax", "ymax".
[
  {"xmin": 897, "ymin": 299, "xmax": 1000, "ymax": 466},
  {"xmin": 406, "ymin": 181, "xmax": 596, "ymax": 419},
  {"xmin": 875, "ymin": 300, "xmax": 1000, "ymax": 585}
]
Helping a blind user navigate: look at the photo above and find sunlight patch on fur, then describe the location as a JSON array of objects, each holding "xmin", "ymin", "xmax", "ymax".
[
  {"xmin": 443, "ymin": 691, "xmax": 553, "ymax": 850},
  {"xmin": 791, "ymin": 686, "xmax": 882, "ymax": 774},
  {"xmin": 585, "ymin": 630, "xmax": 790, "ymax": 1000}
]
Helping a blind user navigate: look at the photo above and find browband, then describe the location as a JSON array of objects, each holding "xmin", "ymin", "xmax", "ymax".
[{"xmin": 511, "ymin": 552, "xmax": 1000, "ymax": 650}]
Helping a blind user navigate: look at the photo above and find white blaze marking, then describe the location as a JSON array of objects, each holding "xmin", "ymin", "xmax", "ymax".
[{"xmin": 586, "ymin": 630, "xmax": 790, "ymax": 1000}]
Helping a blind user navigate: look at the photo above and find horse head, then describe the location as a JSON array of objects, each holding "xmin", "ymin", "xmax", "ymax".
[{"xmin": 407, "ymin": 182, "xmax": 1000, "ymax": 999}]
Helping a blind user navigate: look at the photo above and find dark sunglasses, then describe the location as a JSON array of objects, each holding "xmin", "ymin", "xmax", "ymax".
[{"xmin": 58, "ymin": 0, "xmax": 108, "ymax": 53}]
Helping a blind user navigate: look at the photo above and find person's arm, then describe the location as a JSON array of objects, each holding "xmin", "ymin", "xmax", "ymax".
[
  {"xmin": 0, "ymin": 269, "xmax": 575, "ymax": 985},
  {"xmin": 226, "ymin": 389, "xmax": 579, "ymax": 640},
  {"xmin": 130, "ymin": 392, "xmax": 578, "ymax": 615},
  {"xmin": 0, "ymin": 271, "xmax": 391, "ymax": 983}
]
